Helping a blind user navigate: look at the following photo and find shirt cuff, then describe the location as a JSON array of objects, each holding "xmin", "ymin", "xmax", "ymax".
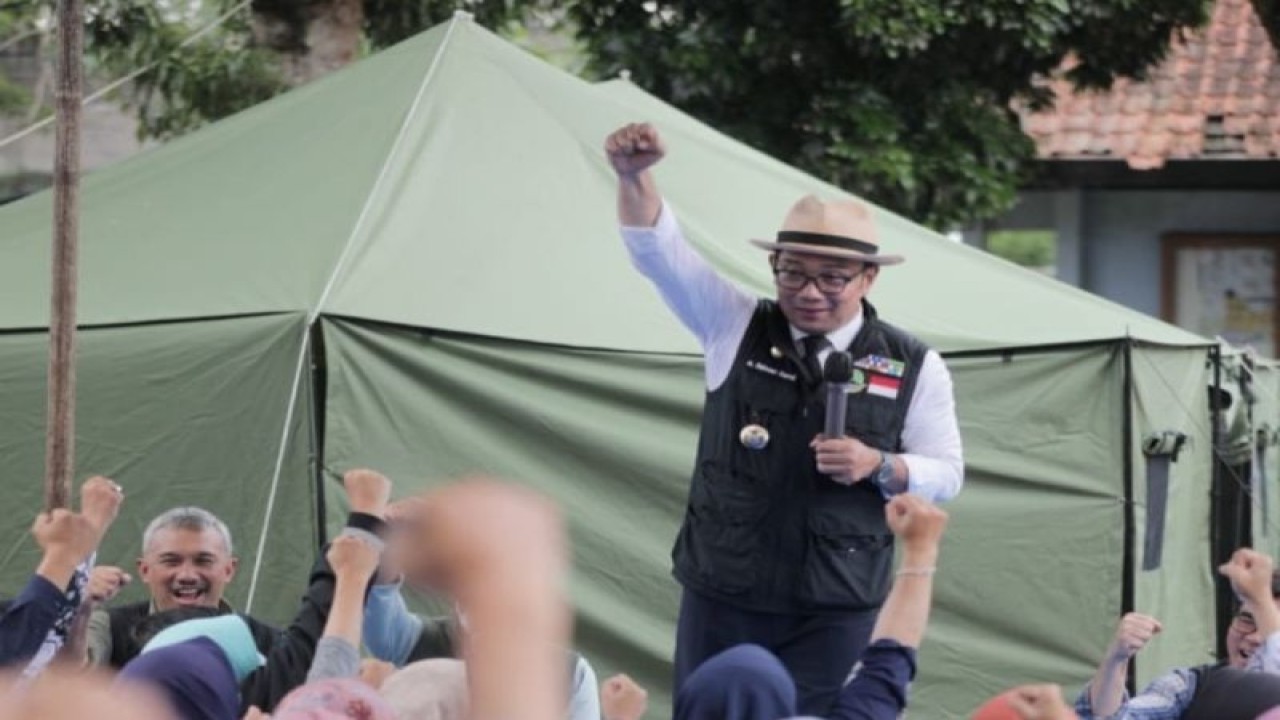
[
  {"xmin": 619, "ymin": 201, "xmax": 675, "ymax": 245},
  {"xmin": 24, "ymin": 573, "xmax": 69, "ymax": 601},
  {"xmin": 339, "ymin": 526, "xmax": 386, "ymax": 554},
  {"xmin": 369, "ymin": 575, "xmax": 405, "ymax": 595},
  {"xmin": 345, "ymin": 511, "xmax": 388, "ymax": 538}
]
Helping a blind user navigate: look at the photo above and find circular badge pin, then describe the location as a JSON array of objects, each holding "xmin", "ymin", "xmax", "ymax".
[
  {"xmin": 739, "ymin": 424, "xmax": 770, "ymax": 450},
  {"xmin": 769, "ymin": 346, "xmax": 784, "ymax": 359}
]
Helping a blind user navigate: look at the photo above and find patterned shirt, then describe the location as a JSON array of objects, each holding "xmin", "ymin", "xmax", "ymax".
[{"xmin": 1074, "ymin": 632, "xmax": 1280, "ymax": 720}]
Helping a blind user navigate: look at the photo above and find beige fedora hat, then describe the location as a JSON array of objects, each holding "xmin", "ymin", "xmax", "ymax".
[{"xmin": 749, "ymin": 195, "xmax": 904, "ymax": 265}]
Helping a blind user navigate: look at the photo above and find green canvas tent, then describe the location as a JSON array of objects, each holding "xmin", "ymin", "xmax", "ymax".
[{"xmin": 0, "ymin": 13, "xmax": 1229, "ymax": 716}]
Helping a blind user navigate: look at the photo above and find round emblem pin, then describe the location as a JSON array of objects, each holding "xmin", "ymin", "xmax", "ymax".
[
  {"xmin": 769, "ymin": 346, "xmax": 784, "ymax": 359},
  {"xmin": 850, "ymin": 369, "xmax": 867, "ymax": 393},
  {"xmin": 739, "ymin": 424, "xmax": 770, "ymax": 450}
]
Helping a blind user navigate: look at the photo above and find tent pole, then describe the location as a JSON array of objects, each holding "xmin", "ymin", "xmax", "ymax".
[
  {"xmin": 44, "ymin": 0, "xmax": 84, "ymax": 512},
  {"xmin": 1121, "ymin": 340, "xmax": 1137, "ymax": 693},
  {"xmin": 307, "ymin": 321, "xmax": 329, "ymax": 549},
  {"xmin": 1209, "ymin": 344, "xmax": 1230, "ymax": 661}
]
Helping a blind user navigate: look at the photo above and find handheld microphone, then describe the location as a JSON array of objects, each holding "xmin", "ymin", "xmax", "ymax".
[{"xmin": 822, "ymin": 351, "xmax": 853, "ymax": 438}]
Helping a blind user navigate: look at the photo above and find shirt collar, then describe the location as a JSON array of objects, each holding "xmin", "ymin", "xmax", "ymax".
[{"xmin": 788, "ymin": 309, "xmax": 864, "ymax": 352}]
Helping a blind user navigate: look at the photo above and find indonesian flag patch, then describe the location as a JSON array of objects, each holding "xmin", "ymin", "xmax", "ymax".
[{"xmin": 867, "ymin": 373, "xmax": 902, "ymax": 399}]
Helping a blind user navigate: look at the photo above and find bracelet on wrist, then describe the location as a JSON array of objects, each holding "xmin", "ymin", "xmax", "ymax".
[{"xmin": 895, "ymin": 566, "xmax": 937, "ymax": 577}]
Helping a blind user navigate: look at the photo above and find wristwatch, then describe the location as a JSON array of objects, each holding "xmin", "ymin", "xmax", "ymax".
[{"xmin": 873, "ymin": 451, "xmax": 897, "ymax": 489}]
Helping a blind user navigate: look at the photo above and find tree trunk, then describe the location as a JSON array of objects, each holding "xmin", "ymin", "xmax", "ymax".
[{"xmin": 250, "ymin": 0, "xmax": 365, "ymax": 87}]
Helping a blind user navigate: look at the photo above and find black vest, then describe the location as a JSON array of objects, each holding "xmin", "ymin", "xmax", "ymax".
[
  {"xmin": 106, "ymin": 600, "xmax": 279, "ymax": 669},
  {"xmin": 672, "ymin": 300, "xmax": 928, "ymax": 613},
  {"xmin": 1182, "ymin": 664, "xmax": 1280, "ymax": 720}
]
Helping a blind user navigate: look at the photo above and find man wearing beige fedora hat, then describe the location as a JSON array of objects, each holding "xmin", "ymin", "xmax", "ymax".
[{"xmin": 605, "ymin": 122, "xmax": 964, "ymax": 715}]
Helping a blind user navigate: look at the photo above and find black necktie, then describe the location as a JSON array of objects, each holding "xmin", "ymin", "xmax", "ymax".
[{"xmin": 800, "ymin": 334, "xmax": 829, "ymax": 384}]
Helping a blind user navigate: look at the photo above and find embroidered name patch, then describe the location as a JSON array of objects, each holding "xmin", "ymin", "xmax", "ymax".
[{"xmin": 746, "ymin": 360, "xmax": 797, "ymax": 382}]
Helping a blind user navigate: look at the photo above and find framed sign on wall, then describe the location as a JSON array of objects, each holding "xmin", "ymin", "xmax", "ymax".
[{"xmin": 1162, "ymin": 234, "xmax": 1279, "ymax": 357}]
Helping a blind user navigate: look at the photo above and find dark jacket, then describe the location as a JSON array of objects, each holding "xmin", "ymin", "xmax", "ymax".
[
  {"xmin": 672, "ymin": 300, "xmax": 928, "ymax": 613},
  {"xmin": 1183, "ymin": 664, "xmax": 1280, "ymax": 720},
  {"xmin": 0, "ymin": 574, "xmax": 71, "ymax": 666}
]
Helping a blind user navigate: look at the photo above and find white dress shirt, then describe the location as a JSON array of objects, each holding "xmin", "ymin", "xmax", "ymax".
[{"xmin": 621, "ymin": 202, "xmax": 964, "ymax": 502}]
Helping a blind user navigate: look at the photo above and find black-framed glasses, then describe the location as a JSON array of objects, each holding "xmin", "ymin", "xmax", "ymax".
[
  {"xmin": 1232, "ymin": 611, "xmax": 1258, "ymax": 633},
  {"xmin": 772, "ymin": 266, "xmax": 866, "ymax": 294}
]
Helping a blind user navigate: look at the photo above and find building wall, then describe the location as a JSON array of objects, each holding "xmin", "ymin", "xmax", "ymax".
[
  {"xmin": 994, "ymin": 189, "xmax": 1280, "ymax": 320},
  {"xmin": 0, "ymin": 47, "xmax": 149, "ymax": 202}
]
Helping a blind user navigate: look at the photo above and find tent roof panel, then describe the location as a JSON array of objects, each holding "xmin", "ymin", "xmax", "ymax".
[{"xmin": 0, "ymin": 17, "xmax": 1210, "ymax": 351}]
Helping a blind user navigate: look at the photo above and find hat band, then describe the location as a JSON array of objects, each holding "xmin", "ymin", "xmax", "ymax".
[{"xmin": 775, "ymin": 230, "xmax": 878, "ymax": 255}]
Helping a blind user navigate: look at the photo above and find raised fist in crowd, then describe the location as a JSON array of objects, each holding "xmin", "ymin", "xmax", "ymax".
[
  {"xmin": 601, "ymin": 673, "xmax": 648, "ymax": 720},
  {"xmin": 326, "ymin": 534, "xmax": 380, "ymax": 583},
  {"xmin": 343, "ymin": 468, "xmax": 392, "ymax": 518},
  {"xmin": 604, "ymin": 123, "xmax": 666, "ymax": 177},
  {"xmin": 884, "ymin": 493, "xmax": 948, "ymax": 554},
  {"xmin": 1219, "ymin": 548, "xmax": 1276, "ymax": 606},
  {"xmin": 1107, "ymin": 613, "xmax": 1162, "ymax": 662}
]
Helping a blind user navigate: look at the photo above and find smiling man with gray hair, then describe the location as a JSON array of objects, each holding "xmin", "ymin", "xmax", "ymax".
[{"xmin": 86, "ymin": 505, "xmax": 276, "ymax": 668}]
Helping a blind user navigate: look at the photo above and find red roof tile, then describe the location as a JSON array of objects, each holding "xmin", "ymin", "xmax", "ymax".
[{"xmin": 1020, "ymin": 0, "xmax": 1280, "ymax": 168}]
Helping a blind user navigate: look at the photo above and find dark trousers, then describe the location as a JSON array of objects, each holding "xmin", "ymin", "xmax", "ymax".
[{"xmin": 673, "ymin": 586, "xmax": 878, "ymax": 716}]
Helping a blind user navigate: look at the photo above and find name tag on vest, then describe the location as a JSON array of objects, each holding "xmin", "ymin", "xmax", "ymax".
[{"xmin": 746, "ymin": 360, "xmax": 797, "ymax": 382}]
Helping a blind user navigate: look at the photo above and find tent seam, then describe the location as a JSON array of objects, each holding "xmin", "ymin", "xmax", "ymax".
[
  {"xmin": 306, "ymin": 14, "xmax": 468, "ymax": 325},
  {"xmin": 244, "ymin": 323, "xmax": 310, "ymax": 613}
]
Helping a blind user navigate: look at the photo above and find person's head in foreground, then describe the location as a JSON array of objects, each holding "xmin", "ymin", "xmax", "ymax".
[
  {"xmin": 379, "ymin": 658, "xmax": 468, "ymax": 720},
  {"xmin": 972, "ymin": 684, "xmax": 1079, "ymax": 720},
  {"xmin": 272, "ymin": 677, "xmax": 397, "ymax": 720},
  {"xmin": 0, "ymin": 667, "xmax": 175, "ymax": 720}
]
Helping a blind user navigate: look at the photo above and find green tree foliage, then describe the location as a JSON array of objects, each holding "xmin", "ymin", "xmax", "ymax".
[
  {"xmin": 565, "ymin": 0, "xmax": 1211, "ymax": 229},
  {"xmin": 86, "ymin": 1, "xmax": 286, "ymax": 139},
  {"xmin": 986, "ymin": 230, "xmax": 1056, "ymax": 269},
  {"xmin": 0, "ymin": 0, "xmax": 1215, "ymax": 226}
]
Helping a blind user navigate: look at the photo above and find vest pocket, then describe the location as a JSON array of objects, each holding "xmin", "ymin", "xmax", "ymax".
[
  {"xmin": 799, "ymin": 507, "xmax": 894, "ymax": 610},
  {"xmin": 846, "ymin": 396, "xmax": 898, "ymax": 451},
  {"xmin": 679, "ymin": 461, "xmax": 770, "ymax": 594}
]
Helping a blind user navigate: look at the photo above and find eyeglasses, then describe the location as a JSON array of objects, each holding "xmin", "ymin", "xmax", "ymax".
[
  {"xmin": 1232, "ymin": 611, "xmax": 1258, "ymax": 633},
  {"xmin": 772, "ymin": 266, "xmax": 867, "ymax": 294}
]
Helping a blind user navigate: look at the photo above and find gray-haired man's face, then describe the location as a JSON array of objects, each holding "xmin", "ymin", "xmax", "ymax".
[{"xmin": 137, "ymin": 527, "xmax": 237, "ymax": 611}]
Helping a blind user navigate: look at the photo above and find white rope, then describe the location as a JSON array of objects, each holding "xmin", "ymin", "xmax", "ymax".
[
  {"xmin": 244, "ymin": 323, "xmax": 310, "ymax": 613},
  {"xmin": 0, "ymin": 0, "xmax": 252, "ymax": 151},
  {"xmin": 307, "ymin": 11, "xmax": 469, "ymax": 322}
]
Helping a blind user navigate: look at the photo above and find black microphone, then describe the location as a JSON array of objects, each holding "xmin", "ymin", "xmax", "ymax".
[{"xmin": 822, "ymin": 351, "xmax": 853, "ymax": 438}]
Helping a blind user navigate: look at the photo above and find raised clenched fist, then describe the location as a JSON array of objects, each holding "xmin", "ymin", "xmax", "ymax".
[
  {"xmin": 884, "ymin": 494, "xmax": 948, "ymax": 553},
  {"xmin": 1005, "ymin": 684, "xmax": 1078, "ymax": 720},
  {"xmin": 601, "ymin": 673, "xmax": 648, "ymax": 720},
  {"xmin": 1219, "ymin": 548, "xmax": 1276, "ymax": 606},
  {"xmin": 79, "ymin": 476, "xmax": 123, "ymax": 533},
  {"xmin": 343, "ymin": 468, "xmax": 392, "ymax": 518},
  {"xmin": 604, "ymin": 123, "xmax": 666, "ymax": 177},
  {"xmin": 406, "ymin": 477, "xmax": 565, "ymax": 598},
  {"xmin": 1108, "ymin": 612, "xmax": 1162, "ymax": 661},
  {"xmin": 327, "ymin": 534, "xmax": 380, "ymax": 582},
  {"xmin": 86, "ymin": 566, "xmax": 131, "ymax": 603},
  {"xmin": 32, "ymin": 509, "xmax": 100, "ymax": 565}
]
